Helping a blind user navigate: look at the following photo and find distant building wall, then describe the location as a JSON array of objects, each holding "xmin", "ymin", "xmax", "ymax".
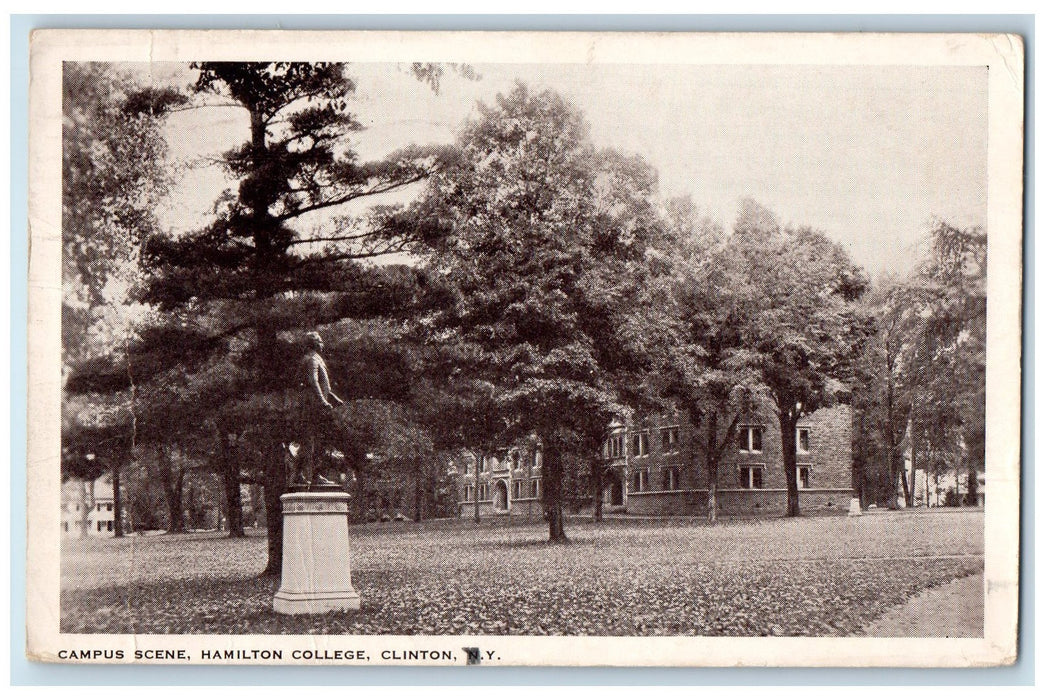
[
  {"xmin": 452, "ymin": 403, "xmax": 854, "ymax": 519},
  {"xmin": 617, "ymin": 403, "xmax": 853, "ymax": 517},
  {"xmin": 455, "ymin": 441, "xmax": 545, "ymax": 518}
]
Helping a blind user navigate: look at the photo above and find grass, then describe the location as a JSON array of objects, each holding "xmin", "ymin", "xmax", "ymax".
[{"xmin": 60, "ymin": 509, "xmax": 984, "ymax": 636}]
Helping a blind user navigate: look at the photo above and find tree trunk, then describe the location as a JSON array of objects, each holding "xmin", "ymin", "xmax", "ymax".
[
  {"xmin": 543, "ymin": 441, "xmax": 568, "ymax": 542},
  {"xmin": 885, "ymin": 440, "xmax": 901, "ymax": 510},
  {"xmin": 967, "ymin": 467, "xmax": 979, "ymax": 506},
  {"xmin": 223, "ymin": 462, "xmax": 245, "ymax": 538},
  {"xmin": 705, "ymin": 412, "xmax": 719, "ymax": 524},
  {"xmin": 247, "ymin": 100, "xmax": 288, "ymax": 571},
  {"xmin": 906, "ymin": 424, "xmax": 917, "ymax": 508},
  {"xmin": 112, "ymin": 462, "xmax": 124, "ymax": 538},
  {"xmin": 706, "ymin": 478, "xmax": 718, "ymax": 524},
  {"xmin": 852, "ymin": 410, "xmax": 865, "ymax": 509},
  {"xmin": 247, "ymin": 483, "xmax": 262, "ymax": 528},
  {"xmin": 908, "ymin": 353, "xmax": 920, "ymax": 507},
  {"xmin": 78, "ymin": 480, "xmax": 93, "ymax": 538},
  {"xmin": 413, "ymin": 463, "xmax": 425, "ymax": 523},
  {"xmin": 261, "ymin": 451, "xmax": 286, "ymax": 577},
  {"xmin": 592, "ymin": 459, "xmax": 603, "ymax": 523},
  {"xmin": 779, "ymin": 411, "xmax": 800, "ymax": 517},
  {"xmin": 165, "ymin": 495, "xmax": 185, "ymax": 532},
  {"xmin": 159, "ymin": 445, "xmax": 186, "ymax": 533},
  {"xmin": 473, "ymin": 451, "xmax": 483, "ymax": 524},
  {"xmin": 167, "ymin": 476, "xmax": 186, "ymax": 533}
]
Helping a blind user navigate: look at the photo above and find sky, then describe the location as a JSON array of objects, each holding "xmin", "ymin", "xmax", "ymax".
[{"xmin": 141, "ymin": 61, "xmax": 988, "ymax": 278}]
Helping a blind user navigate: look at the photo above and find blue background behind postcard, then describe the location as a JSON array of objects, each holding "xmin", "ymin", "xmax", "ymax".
[{"xmin": 8, "ymin": 12, "xmax": 1034, "ymax": 686}]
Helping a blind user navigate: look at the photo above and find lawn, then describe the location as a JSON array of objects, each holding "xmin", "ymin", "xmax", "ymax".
[{"xmin": 60, "ymin": 509, "xmax": 984, "ymax": 636}]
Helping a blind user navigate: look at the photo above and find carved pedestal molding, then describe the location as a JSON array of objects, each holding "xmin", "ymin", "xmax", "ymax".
[{"xmin": 273, "ymin": 491, "xmax": 360, "ymax": 614}]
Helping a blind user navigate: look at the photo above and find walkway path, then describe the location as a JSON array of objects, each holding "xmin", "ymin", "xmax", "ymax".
[{"xmin": 861, "ymin": 572, "xmax": 984, "ymax": 637}]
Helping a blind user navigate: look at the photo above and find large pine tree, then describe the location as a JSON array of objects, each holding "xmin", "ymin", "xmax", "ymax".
[{"xmin": 85, "ymin": 63, "xmax": 450, "ymax": 575}]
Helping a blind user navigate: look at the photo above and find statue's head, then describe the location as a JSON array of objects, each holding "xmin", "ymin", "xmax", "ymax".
[{"xmin": 305, "ymin": 331, "xmax": 324, "ymax": 351}]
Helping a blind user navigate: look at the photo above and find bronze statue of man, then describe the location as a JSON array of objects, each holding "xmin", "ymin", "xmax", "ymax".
[{"xmin": 294, "ymin": 331, "xmax": 345, "ymax": 488}]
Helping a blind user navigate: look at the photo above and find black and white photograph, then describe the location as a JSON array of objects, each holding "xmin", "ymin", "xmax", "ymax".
[{"xmin": 27, "ymin": 30, "xmax": 1023, "ymax": 666}]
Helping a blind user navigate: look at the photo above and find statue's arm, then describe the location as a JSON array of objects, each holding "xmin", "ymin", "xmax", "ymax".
[{"xmin": 326, "ymin": 365, "xmax": 344, "ymax": 406}]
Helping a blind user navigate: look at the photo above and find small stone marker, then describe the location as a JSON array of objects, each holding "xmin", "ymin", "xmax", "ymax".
[
  {"xmin": 273, "ymin": 490, "xmax": 360, "ymax": 614},
  {"xmin": 848, "ymin": 496, "xmax": 862, "ymax": 517}
]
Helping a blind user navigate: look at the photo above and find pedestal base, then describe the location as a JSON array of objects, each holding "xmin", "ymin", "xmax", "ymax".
[
  {"xmin": 273, "ymin": 491, "xmax": 360, "ymax": 615},
  {"xmin": 847, "ymin": 497, "xmax": 862, "ymax": 517},
  {"xmin": 273, "ymin": 589, "xmax": 360, "ymax": 615}
]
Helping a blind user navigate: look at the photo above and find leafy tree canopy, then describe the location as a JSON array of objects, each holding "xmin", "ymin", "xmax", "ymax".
[{"xmin": 411, "ymin": 84, "xmax": 675, "ymax": 538}]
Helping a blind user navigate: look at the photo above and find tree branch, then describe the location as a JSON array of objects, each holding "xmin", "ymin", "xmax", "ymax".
[{"xmin": 275, "ymin": 173, "xmax": 431, "ymax": 222}]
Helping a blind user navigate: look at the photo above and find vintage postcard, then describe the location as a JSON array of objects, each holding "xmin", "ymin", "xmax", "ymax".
[{"xmin": 27, "ymin": 30, "xmax": 1023, "ymax": 667}]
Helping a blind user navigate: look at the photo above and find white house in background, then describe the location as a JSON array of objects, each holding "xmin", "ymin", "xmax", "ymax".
[
  {"xmin": 61, "ymin": 475, "xmax": 116, "ymax": 537},
  {"xmin": 902, "ymin": 462, "xmax": 985, "ymax": 508}
]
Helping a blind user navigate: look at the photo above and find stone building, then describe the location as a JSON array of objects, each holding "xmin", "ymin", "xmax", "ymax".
[
  {"xmin": 455, "ymin": 440, "xmax": 545, "ymax": 518},
  {"xmin": 606, "ymin": 403, "xmax": 854, "ymax": 516},
  {"xmin": 454, "ymin": 402, "xmax": 854, "ymax": 518}
]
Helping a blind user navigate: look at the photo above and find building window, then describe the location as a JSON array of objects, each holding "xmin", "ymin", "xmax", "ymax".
[
  {"xmin": 464, "ymin": 485, "xmax": 473, "ymax": 501},
  {"xmin": 630, "ymin": 469, "xmax": 648, "ymax": 492},
  {"xmin": 605, "ymin": 433, "xmax": 625, "ymax": 459},
  {"xmin": 531, "ymin": 479, "xmax": 541, "ymax": 499},
  {"xmin": 797, "ymin": 465, "xmax": 811, "ymax": 489},
  {"xmin": 97, "ymin": 521, "xmax": 103, "ymax": 532},
  {"xmin": 107, "ymin": 521, "xmax": 114, "ymax": 532},
  {"xmin": 739, "ymin": 466, "xmax": 764, "ymax": 489},
  {"xmin": 797, "ymin": 428, "xmax": 811, "ymax": 454},
  {"xmin": 631, "ymin": 431, "xmax": 649, "ymax": 457},
  {"xmin": 107, "ymin": 503, "xmax": 113, "ymax": 512},
  {"xmin": 533, "ymin": 448, "xmax": 542, "ymax": 472},
  {"xmin": 662, "ymin": 467, "xmax": 679, "ymax": 491},
  {"xmin": 739, "ymin": 426, "xmax": 763, "ymax": 453},
  {"xmin": 512, "ymin": 481, "xmax": 522, "ymax": 499},
  {"xmin": 661, "ymin": 426, "xmax": 680, "ymax": 453},
  {"xmin": 97, "ymin": 503, "xmax": 103, "ymax": 512},
  {"xmin": 62, "ymin": 522, "xmax": 68, "ymax": 532}
]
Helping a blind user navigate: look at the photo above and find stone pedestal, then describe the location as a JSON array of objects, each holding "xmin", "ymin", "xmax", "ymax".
[
  {"xmin": 273, "ymin": 491, "xmax": 360, "ymax": 614},
  {"xmin": 848, "ymin": 496, "xmax": 862, "ymax": 517}
]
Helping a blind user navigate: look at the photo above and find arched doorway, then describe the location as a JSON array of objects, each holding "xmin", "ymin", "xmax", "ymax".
[{"xmin": 494, "ymin": 480, "xmax": 509, "ymax": 511}]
